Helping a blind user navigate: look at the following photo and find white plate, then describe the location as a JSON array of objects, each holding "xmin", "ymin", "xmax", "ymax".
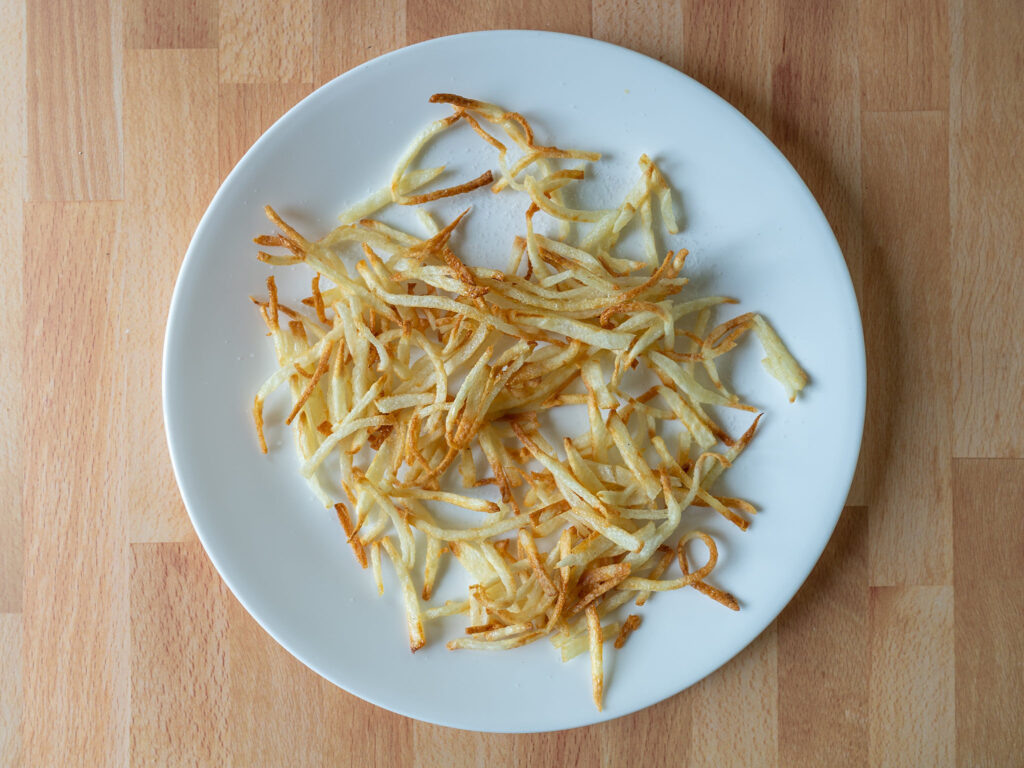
[{"xmin": 163, "ymin": 30, "xmax": 865, "ymax": 733}]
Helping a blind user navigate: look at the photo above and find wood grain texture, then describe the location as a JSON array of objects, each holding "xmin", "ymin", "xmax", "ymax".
[
  {"xmin": 868, "ymin": 587, "xmax": 955, "ymax": 767},
  {"xmin": 593, "ymin": 0, "xmax": 684, "ymax": 72},
  {"xmin": 509, "ymin": 727, "xmax": 603, "ymax": 768},
  {"xmin": 413, "ymin": 723, "xmax": 515, "ymax": 768},
  {"xmin": 406, "ymin": 0, "xmax": 591, "ymax": 44},
  {"xmin": 0, "ymin": 616, "xmax": 22, "ymax": 768},
  {"xmin": 680, "ymin": 0, "xmax": 769, "ymax": 132},
  {"xmin": 596, "ymin": 693, "xmax": 692, "ymax": 767},
  {"xmin": 321, "ymin": 691, "xmax": 415, "ymax": 768},
  {"xmin": 230, "ymin": 565, "xmax": 415, "ymax": 765},
  {"xmin": 218, "ymin": 83, "xmax": 315, "ymax": 180},
  {"xmin": 228, "ymin": 598, "xmax": 332, "ymax": 766},
  {"xmin": 950, "ymin": 0, "xmax": 1024, "ymax": 458},
  {"xmin": 124, "ymin": 50, "xmax": 219, "ymax": 543},
  {"xmin": 777, "ymin": 508, "xmax": 868, "ymax": 767},
  {"xmin": 26, "ymin": 0, "xmax": 123, "ymax": 200},
  {"xmin": 0, "ymin": 0, "xmax": 25, "ymax": 614},
  {"xmin": 125, "ymin": 0, "xmax": 218, "ymax": 49},
  {"xmin": 953, "ymin": 459, "xmax": 1024, "ymax": 766},
  {"xmin": 861, "ymin": 110, "xmax": 952, "ymax": 586},
  {"xmin": 690, "ymin": 626, "xmax": 777, "ymax": 768},
  {"xmin": 859, "ymin": 0, "xmax": 950, "ymax": 111},
  {"xmin": 130, "ymin": 543, "xmax": 229, "ymax": 767},
  {"xmin": 219, "ymin": 0, "xmax": 314, "ymax": 83},
  {"xmin": 313, "ymin": 0, "xmax": 406, "ymax": 87},
  {"xmin": 11, "ymin": 0, "xmax": 1024, "ymax": 764},
  {"xmin": 22, "ymin": 202, "xmax": 130, "ymax": 768}
]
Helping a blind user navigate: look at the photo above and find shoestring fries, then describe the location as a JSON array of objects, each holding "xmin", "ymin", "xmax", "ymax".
[{"xmin": 251, "ymin": 94, "xmax": 807, "ymax": 711}]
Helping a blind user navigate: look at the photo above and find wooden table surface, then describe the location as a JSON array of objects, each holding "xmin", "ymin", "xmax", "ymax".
[{"xmin": 3, "ymin": 0, "xmax": 1022, "ymax": 765}]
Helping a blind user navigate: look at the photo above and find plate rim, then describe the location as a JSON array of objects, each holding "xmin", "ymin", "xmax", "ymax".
[{"xmin": 163, "ymin": 28, "xmax": 866, "ymax": 733}]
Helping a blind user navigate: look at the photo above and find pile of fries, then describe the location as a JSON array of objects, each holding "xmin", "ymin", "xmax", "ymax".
[{"xmin": 251, "ymin": 94, "xmax": 807, "ymax": 710}]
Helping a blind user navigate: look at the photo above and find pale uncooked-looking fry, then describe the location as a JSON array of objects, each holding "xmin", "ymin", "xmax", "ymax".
[
  {"xmin": 389, "ymin": 115, "xmax": 461, "ymax": 202},
  {"xmin": 422, "ymin": 536, "xmax": 443, "ymax": 601},
  {"xmin": 251, "ymin": 92, "xmax": 806, "ymax": 712},
  {"xmin": 555, "ymin": 619, "xmax": 622, "ymax": 662},
  {"xmin": 381, "ymin": 537, "xmax": 426, "ymax": 651},
  {"xmin": 424, "ymin": 600, "xmax": 469, "ymax": 620},
  {"xmin": 753, "ymin": 314, "xmax": 809, "ymax": 401},
  {"xmin": 369, "ymin": 541, "xmax": 383, "ymax": 596},
  {"xmin": 447, "ymin": 630, "xmax": 545, "ymax": 651},
  {"xmin": 339, "ymin": 166, "xmax": 446, "ymax": 224}
]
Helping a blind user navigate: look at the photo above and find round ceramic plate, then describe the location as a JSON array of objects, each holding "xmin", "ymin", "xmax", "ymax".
[{"xmin": 164, "ymin": 30, "xmax": 865, "ymax": 733}]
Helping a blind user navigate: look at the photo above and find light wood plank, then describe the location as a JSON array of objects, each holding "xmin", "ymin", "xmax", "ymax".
[
  {"xmin": 861, "ymin": 111, "xmax": 952, "ymax": 586},
  {"xmin": 124, "ymin": 49, "xmax": 219, "ymax": 543},
  {"xmin": 950, "ymin": 0, "xmax": 1024, "ymax": 457},
  {"xmin": 593, "ymin": 0, "xmax": 684, "ymax": 72},
  {"xmin": 313, "ymin": 0, "xmax": 405, "ymax": 87},
  {"xmin": 320, "ymin": 685, "xmax": 415, "ymax": 767},
  {"xmin": 0, "ymin": 0, "xmax": 25, "ymax": 614},
  {"xmin": 21, "ymin": 202, "xmax": 130, "ymax": 768},
  {"xmin": 513, "ymin": 727, "xmax": 603, "ymax": 767},
  {"xmin": 26, "ymin": 0, "xmax": 123, "ymax": 200},
  {"xmin": 596, "ymin": 692, "xmax": 692, "ymax": 767},
  {"xmin": 778, "ymin": 508, "xmax": 868, "ymax": 767},
  {"xmin": 227, "ymin": 598, "xmax": 329, "ymax": 766},
  {"xmin": 868, "ymin": 586, "xmax": 954, "ymax": 768},
  {"xmin": 219, "ymin": 0, "xmax": 314, "ymax": 83},
  {"xmin": 953, "ymin": 458, "xmax": 1024, "ymax": 766},
  {"xmin": 0, "ymin": 615, "xmax": 22, "ymax": 768},
  {"xmin": 690, "ymin": 625, "xmax": 777, "ymax": 768},
  {"xmin": 130, "ymin": 542, "xmax": 230, "ymax": 767},
  {"xmin": 953, "ymin": 460, "xmax": 1023, "ymax": 583},
  {"xmin": 405, "ymin": 0, "xmax": 591, "ymax": 44},
  {"xmin": 412, "ymin": 725, "xmax": 514, "ymax": 768},
  {"xmin": 125, "ymin": 0, "xmax": 218, "ymax": 49},
  {"xmin": 218, "ymin": 83, "xmax": 314, "ymax": 180},
  {"xmin": 680, "ymin": 0, "xmax": 769, "ymax": 131},
  {"xmin": 859, "ymin": 0, "xmax": 950, "ymax": 111}
]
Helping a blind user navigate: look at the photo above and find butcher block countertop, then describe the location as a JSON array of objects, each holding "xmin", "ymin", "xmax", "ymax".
[{"xmin": 3, "ymin": 1, "xmax": 1022, "ymax": 766}]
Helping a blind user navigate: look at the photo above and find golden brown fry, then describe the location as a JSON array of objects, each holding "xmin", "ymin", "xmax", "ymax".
[
  {"xmin": 519, "ymin": 529, "xmax": 558, "ymax": 598},
  {"xmin": 691, "ymin": 581, "xmax": 740, "ymax": 610},
  {"xmin": 311, "ymin": 274, "xmax": 328, "ymax": 324},
  {"xmin": 285, "ymin": 340, "xmax": 332, "ymax": 425},
  {"xmin": 619, "ymin": 249, "xmax": 688, "ymax": 304},
  {"xmin": 677, "ymin": 532, "xmax": 739, "ymax": 610},
  {"xmin": 570, "ymin": 562, "xmax": 632, "ymax": 616},
  {"xmin": 460, "ymin": 110, "xmax": 507, "ymax": 154},
  {"xmin": 335, "ymin": 502, "xmax": 367, "ymax": 568},
  {"xmin": 614, "ymin": 614, "xmax": 642, "ymax": 649},
  {"xmin": 400, "ymin": 170, "xmax": 495, "ymax": 206},
  {"xmin": 266, "ymin": 275, "xmax": 279, "ymax": 330},
  {"xmin": 253, "ymin": 396, "xmax": 268, "ymax": 454}
]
